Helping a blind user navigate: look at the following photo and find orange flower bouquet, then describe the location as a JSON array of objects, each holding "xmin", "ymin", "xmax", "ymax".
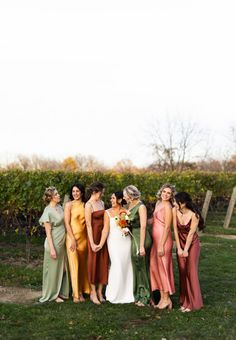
[{"xmin": 115, "ymin": 209, "xmax": 131, "ymax": 235}]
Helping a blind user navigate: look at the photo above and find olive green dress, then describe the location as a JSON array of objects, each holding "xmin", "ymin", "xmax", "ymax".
[
  {"xmin": 129, "ymin": 202, "xmax": 151, "ymax": 305},
  {"xmin": 39, "ymin": 205, "xmax": 70, "ymax": 303}
]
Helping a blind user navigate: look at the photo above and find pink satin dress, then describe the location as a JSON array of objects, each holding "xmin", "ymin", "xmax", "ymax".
[
  {"xmin": 177, "ymin": 217, "xmax": 203, "ymax": 310},
  {"xmin": 150, "ymin": 204, "xmax": 175, "ymax": 294}
]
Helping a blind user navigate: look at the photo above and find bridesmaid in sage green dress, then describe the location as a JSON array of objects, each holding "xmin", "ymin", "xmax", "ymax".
[
  {"xmin": 39, "ymin": 187, "xmax": 70, "ymax": 303},
  {"xmin": 123, "ymin": 185, "xmax": 152, "ymax": 306}
]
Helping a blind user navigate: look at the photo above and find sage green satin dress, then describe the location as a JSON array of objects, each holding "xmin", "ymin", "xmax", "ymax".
[
  {"xmin": 39, "ymin": 205, "xmax": 70, "ymax": 303},
  {"xmin": 129, "ymin": 202, "xmax": 151, "ymax": 305}
]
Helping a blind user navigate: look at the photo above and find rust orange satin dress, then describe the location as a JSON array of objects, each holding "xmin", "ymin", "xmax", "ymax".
[
  {"xmin": 177, "ymin": 218, "xmax": 203, "ymax": 310},
  {"xmin": 66, "ymin": 201, "xmax": 90, "ymax": 299},
  {"xmin": 150, "ymin": 204, "xmax": 175, "ymax": 294},
  {"xmin": 87, "ymin": 210, "xmax": 109, "ymax": 285}
]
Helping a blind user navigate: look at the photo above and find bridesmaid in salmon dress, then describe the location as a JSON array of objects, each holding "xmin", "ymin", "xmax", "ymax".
[
  {"xmin": 173, "ymin": 192, "xmax": 204, "ymax": 312},
  {"xmin": 150, "ymin": 183, "xmax": 175, "ymax": 309},
  {"xmin": 85, "ymin": 182, "xmax": 109, "ymax": 305},
  {"xmin": 64, "ymin": 183, "xmax": 90, "ymax": 303}
]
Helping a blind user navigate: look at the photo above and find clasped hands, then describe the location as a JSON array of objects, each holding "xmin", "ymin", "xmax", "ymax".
[
  {"xmin": 178, "ymin": 248, "xmax": 189, "ymax": 257},
  {"xmin": 91, "ymin": 243, "xmax": 102, "ymax": 252}
]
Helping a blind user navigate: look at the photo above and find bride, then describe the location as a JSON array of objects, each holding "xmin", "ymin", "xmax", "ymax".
[{"xmin": 98, "ymin": 191, "xmax": 134, "ymax": 303}]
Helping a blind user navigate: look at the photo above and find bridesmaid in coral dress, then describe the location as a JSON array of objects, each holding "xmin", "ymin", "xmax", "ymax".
[
  {"xmin": 150, "ymin": 183, "xmax": 175, "ymax": 309},
  {"xmin": 173, "ymin": 192, "xmax": 204, "ymax": 312},
  {"xmin": 85, "ymin": 182, "xmax": 109, "ymax": 305},
  {"xmin": 64, "ymin": 183, "xmax": 90, "ymax": 303}
]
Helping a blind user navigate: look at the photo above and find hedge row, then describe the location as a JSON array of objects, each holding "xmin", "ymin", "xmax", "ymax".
[{"xmin": 0, "ymin": 169, "xmax": 235, "ymax": 233}]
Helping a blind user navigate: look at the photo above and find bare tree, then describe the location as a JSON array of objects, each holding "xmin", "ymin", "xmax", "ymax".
[
  {"xmin": 75, "ymin": 154, "xmax": 106, "ymax": 172},
  {"xmin": 113, "ymin": 159, "xmax": 138, "ymax": 173},
  {"xmin": 7, "ymin": 155, "xmax": 61, "ymax": 170},
  {"xmin": 230, "ymin": 125, "xmax": 236, "ymax": 150},
  {"xmin": 147, "ymin": 115, "xmax": 204, "ymax": 171}
]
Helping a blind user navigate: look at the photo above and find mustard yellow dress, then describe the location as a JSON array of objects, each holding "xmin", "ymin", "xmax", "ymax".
[{"xmin": 66, "ymin": 201, "xmax": 90, "ymax": 299}]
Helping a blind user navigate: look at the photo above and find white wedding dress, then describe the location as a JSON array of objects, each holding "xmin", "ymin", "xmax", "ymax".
[{"xmin": 105, "ymin": 211, "xmax": 134, "ymax": 303}]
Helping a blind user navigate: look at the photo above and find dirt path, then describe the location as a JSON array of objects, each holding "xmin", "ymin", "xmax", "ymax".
[
  {"xmin": 0, "ymin": 286, "xmax": 41, "ymax": 304},
  {"xmin": 201, "ymin": 233, "xmax": 236, "ymax": 240}
]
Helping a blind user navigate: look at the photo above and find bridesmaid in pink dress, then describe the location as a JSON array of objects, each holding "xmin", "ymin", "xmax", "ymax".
[
  {"xmin": 173, "ymin": 192, "xmax": 204, "ymax": 312},
  {"xmin": 150, "ymin": 183, "xmax": 176, "ymax": 309}
]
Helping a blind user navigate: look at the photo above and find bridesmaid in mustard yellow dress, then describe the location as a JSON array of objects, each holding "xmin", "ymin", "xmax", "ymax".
[{"xmin": 64, "ymin": 183, "xmax": 90, "ymax": 303}]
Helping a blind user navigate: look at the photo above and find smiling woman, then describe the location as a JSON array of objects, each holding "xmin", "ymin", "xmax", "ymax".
[
  {"xmin": 64, "ymin": 183, "xmax": 90, "ymax": 303},
  {"xmin": 150, "ymin": 183, "xmax": 176, "ymax": 309},
  {"xmin": 39, "ymin": 186, "xmax": 70, "ymax": 303}
]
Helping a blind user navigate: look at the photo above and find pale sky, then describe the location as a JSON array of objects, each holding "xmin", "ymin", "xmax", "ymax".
[{"xmin": 0, "ymin": 0, "xmax": 235, "ymax": 167}]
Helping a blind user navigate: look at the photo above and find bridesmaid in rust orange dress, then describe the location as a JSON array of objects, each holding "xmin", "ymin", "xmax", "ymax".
[
  {"xmin": 64, "ymin": 183, "xmax": 90, "ymax": 303},
  {"xmin": 85, "ymin": 182, "xmax": 108, "ymax": 305},
  {"xmin": 173, "ymin": 192, "xmax": 204, "ymax": 312},
  {"xmin": 150, "ymin": 183, "xmax": 175, "ymax": 309}
]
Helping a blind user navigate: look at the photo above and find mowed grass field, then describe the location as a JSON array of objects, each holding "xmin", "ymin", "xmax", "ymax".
[{"xmin": 0, "ymin": 217, "xmax": 236, "ymax": 339}]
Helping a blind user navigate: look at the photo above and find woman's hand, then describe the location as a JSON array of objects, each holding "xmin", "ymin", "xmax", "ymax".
[
  {"xmin": 177, "ymin": 248, "xmax": 184, "ymax": 257},
  {"xmin": 91, "ymin": 243, "xmax": 101, "ymax": 252},
  {"xmin": 158, "ymin": 246, "xmax": 164, "ymax": 257},
  {"xmin": 70, "ymin": 237, "xmax": 77, "ymax": 252},
  {"xmin": 139, "ymin": 246, "xmax": 145, "ymax": 256},
  {"xmin": 183, "ymin": 250, "xmax": 189, "ymax": 257},
  {"xmin": 122, "ymin": 227, "xmax": 129, "ymax": 236},
  {"xmin": 94, "ymin": 244, "xmax": 102, "ymax": 252},
  {"xmin": 50, "ymin": 248, "xmax": 57, "ymax": 259}
]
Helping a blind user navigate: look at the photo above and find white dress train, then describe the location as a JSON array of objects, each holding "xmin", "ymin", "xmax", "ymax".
[{"xmin": 105, "ymin": 210, "xmax": 134, "ymax": 303}]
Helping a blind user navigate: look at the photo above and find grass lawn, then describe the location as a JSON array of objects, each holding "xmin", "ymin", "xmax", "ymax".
[{"xmin": 0, "ymin": 226, "xmax": 236, "ymax": 339}]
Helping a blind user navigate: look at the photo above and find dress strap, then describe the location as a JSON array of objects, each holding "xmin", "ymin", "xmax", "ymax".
[
  {"xmin": 86, "ymin": 201, "xmax": 94, "ymax": 212},
  {"xmin": 106, "ymin": 209, "xmax": 111, "ymax": 217}
]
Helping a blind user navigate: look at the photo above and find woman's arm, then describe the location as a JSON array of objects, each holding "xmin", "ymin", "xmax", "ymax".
[
  {"xmin": 97, "ymin": 211, "xmax": 110, "ymax": 250},
  {"xmin": 158, "ymin": 205, "xmax": 172, "ymax": 257},
  {"xmin": 44, "ymin": 222, "xmax": 56, "ymax": 259},
  {"xmin": 172, "ymin": 207, "xmax": 183, "ymax": 257},
  {"xmin": 85, "ymin": 202, "xmax": 96, "ymax": 252},
  {"xmin": 139, "ymin": 204, "xmax": 147, "ymax": 256},
  {"xmin": 64, "ymin": 202, "xmax": 76, "ymax": 252},
  {"xmin": 183, "ymin": 214, "xmax": 199, "ymax": 257}
]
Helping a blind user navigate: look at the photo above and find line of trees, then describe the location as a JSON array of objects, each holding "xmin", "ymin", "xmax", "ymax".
[{"xmin": 1, "ymin": 118, "xmax": 235, "ymax": 173}]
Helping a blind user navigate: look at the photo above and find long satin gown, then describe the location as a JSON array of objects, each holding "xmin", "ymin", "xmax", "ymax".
[
  {"xmin": 150, "ymin": 204, "xmax": 175, "ymax": 295},
  {"xmin": 66, "ymin": 201, "xmax": 90, "ymax": 299},
  {"xmin": 87, "ymin": 210, "xmax": 109, "ymax": 285},
  {"xmin": 177, "ymin": 217, "xmax": 203, "ymax": 310},
  {"xmin": 105, "ymin": 210, "xmax": 134, "ymax": 303},
  {"xmin": 129, "ymin": 202, "xmax": 151, "ymax": 305},
  {"xmin": 39, "ymin": 205, "xmax": 70, "ymax": 303}
]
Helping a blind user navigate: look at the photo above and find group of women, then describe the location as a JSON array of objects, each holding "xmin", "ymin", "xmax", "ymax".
[{"xmin": 39, "ymin": 181, "xmax": 204, "ymax": 312}]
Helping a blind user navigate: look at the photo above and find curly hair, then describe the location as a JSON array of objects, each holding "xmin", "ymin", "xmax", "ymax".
[
  {"xmin": 156, "ymin": 183, "xmax": 176, "ymax": 206},
  {"xmin": 123, "ymin": 185, "xmax": 141, "ymax": 200},
  {"xmin": 43, "ymin": 186, "xmax": 57, "ymax": 204}
]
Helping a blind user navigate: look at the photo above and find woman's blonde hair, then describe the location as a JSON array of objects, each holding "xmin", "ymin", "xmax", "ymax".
[
  {"xmin": 156, "ymin": 183, "xmax": 176, "ymax": 205},
  {"xmin": 123, "ymin": 185, "xmax": 141, "ymax": 200},
  {"xmin": 43, "ymin": 186, "xmax": 57, "ymax": 204}
]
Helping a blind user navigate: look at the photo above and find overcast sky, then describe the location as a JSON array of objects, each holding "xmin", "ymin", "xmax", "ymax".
[{"xmin": 0, "ymin": 0, "xmax": 235, "ymax": 167}]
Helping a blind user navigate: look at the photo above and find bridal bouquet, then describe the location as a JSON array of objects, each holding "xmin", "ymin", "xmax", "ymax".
[{"xmin": 115, "ymin": 209, "xmax": 131, "ymax": 235}]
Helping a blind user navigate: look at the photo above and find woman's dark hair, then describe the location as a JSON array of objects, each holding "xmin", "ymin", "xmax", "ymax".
[
  {"xmin": 175, "ymin": 192, "xmax": 205, "ymax": 230},
  {"xmin": 69, "ymin": 182, "xmax": 85, "ymax": 202},
  {"xmin": 114, "ymin": 191, "xmax": 126, "ymax": 206},
  {"xmin": 86, "ymin": 182, "xmax": 105, "ymax": 200}
]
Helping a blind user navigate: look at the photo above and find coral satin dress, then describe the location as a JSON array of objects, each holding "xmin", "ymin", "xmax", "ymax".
[{"xmin": 150, "ymin": 204, "xmax": 175, "ymax": 294}]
